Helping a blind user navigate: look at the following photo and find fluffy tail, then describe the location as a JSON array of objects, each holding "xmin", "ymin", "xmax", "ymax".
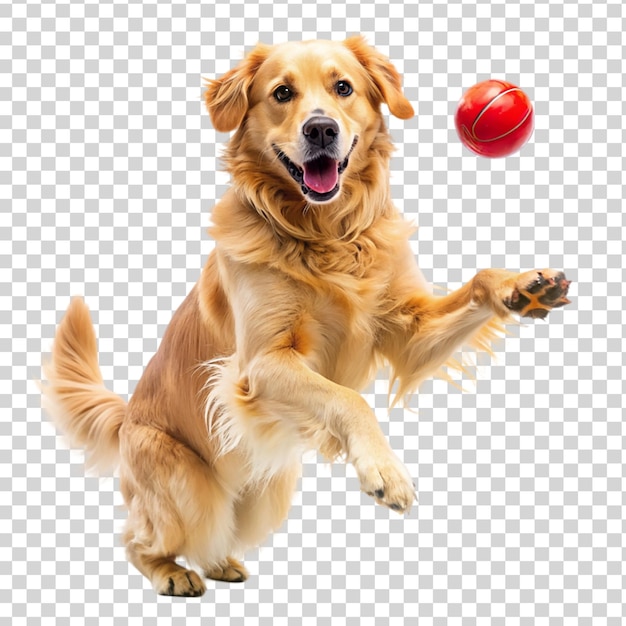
[{"xmin": 41, "ymin": 297, "xmax": 126, "ymax": 474}]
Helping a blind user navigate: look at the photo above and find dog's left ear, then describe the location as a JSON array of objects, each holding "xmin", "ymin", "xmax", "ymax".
[
  {"xmin": 344, "ymin": 36, "xmax": 414, "ymax": 120},
  {"xmin": 204, "ymin": 43, "xmax": 271, "ymax": 132}
]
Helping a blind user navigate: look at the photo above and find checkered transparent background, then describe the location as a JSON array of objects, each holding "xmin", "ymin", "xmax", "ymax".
[{"xmin": 2, "ymin": 0, "xmax": 625, "ymax": 623}]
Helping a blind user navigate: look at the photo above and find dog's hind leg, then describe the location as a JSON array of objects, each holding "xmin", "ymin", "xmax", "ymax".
[
  {"xmin": 203, "ymin": 464, "xmax": 301, "ymax": 582},
  {"xmin": 119, "ymin": 422, "xmax": 238, "ymax": 596},
  {"xmin": 125, "ymin": 543, "xmax": 206, "ymax": 597},
  {"xmin": 204, "ymin": 557, "xmax": 249, "ymax": 583}
]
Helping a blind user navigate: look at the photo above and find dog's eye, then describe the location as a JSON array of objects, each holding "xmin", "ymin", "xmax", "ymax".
[
  {"xmin": 273, "ymin": 85, "xmax": 294, "ymax": 103},
  {"xmin": 335, "ymin": 81, "xmax": 353, "ymax": 97}
]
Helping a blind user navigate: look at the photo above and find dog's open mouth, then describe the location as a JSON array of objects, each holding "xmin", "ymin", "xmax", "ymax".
[{"xmin": 274, "ymin": 138, "xmax": 358, "ymax": 203}]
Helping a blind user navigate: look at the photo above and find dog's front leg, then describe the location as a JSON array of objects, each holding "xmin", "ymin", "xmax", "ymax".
[
  {"xmin": 382, "ymin": 267, "xmax": 571, "ymax": 399},
  {"xmin": 209, "ymin": 348, "xmax": 416, "ymax": 514}
]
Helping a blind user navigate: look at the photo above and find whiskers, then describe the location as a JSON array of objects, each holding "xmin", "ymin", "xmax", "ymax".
[{"xmin": 260, "ymin": 143, "xmax": 287, "ymax": 169}]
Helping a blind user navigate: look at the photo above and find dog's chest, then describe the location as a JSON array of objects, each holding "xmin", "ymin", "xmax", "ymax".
[
  {"xmin": 300, "ymin": 261, "xmax": 390, "ymax": 389},
  {"xmin": 314, "ymin": 301, "xmax": 380, "ymax": 388}
]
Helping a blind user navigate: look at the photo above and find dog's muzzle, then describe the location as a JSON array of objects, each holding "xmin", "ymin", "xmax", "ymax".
[{"xmin": 273, "ymin": 135, "xmax": 358, "ymax": 204}]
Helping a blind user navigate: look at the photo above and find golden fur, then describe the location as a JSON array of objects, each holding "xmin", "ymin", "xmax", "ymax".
[{"xmin": 42, "ymin": 37, "xmax": 570, "ymax": 596}]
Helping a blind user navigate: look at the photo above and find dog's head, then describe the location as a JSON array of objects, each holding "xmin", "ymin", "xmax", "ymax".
[{"xmin": 204, "ymin": 37, "xmax": 413, "ymax": 207}]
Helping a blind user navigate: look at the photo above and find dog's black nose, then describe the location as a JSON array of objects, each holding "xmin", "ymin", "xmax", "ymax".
[{"xmin": 302, "ymin": 116, "xmax": 339, "ymax": 149}]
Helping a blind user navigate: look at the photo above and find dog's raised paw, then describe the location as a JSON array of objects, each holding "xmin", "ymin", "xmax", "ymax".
[
  {"xmin": 355, "ymin": 454, "xmax": 417, "ymax": 514},
  {"xmin": 504, "ymin": 269, "xmax": 571, "ymax": 319}
]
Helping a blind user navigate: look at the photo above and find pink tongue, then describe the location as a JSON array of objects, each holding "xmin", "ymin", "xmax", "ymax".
[{"xmin": 303, "ymin": 157, "xmax": 339, "ymax": 194}]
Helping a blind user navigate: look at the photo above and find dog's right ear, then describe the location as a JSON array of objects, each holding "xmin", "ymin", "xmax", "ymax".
[{"xmin": 204, "ymin": 44, "xmax": 271, "ymax": 133}]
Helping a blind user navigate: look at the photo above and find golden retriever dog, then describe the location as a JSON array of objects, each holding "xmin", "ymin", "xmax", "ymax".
[{"xmin": 42, "ymin": 37, "xmax": 571, "ymax": 596}]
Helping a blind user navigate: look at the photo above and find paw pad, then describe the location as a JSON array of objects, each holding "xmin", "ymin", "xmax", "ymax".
[{"xmin": 506, "ymin": 270, "xmax": 571, "ymax": 319}]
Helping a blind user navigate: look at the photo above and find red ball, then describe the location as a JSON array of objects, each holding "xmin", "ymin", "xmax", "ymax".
[{"xmin": 454, "ymin": 80, "xmax": 534, "ymax": 158}]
